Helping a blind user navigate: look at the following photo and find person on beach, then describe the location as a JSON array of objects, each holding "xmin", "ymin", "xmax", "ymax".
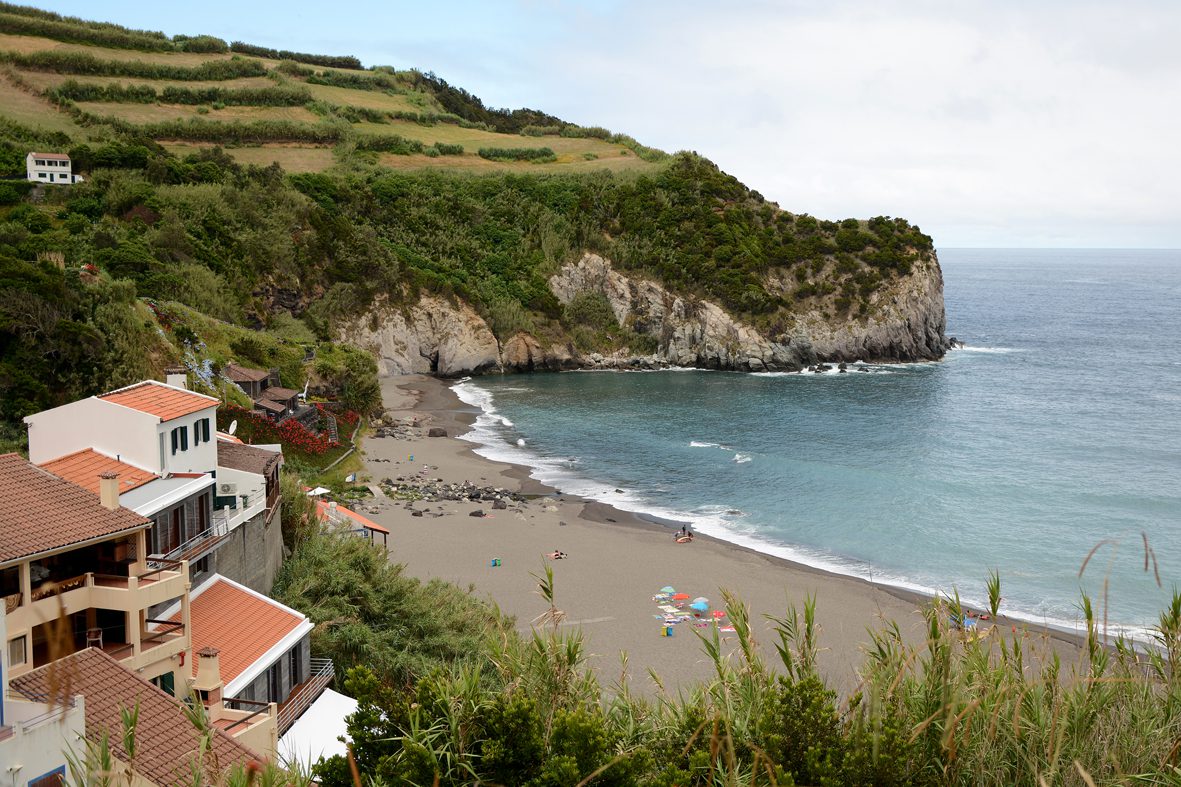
[{"xmin": 549, "ymin": 550, "xmax": 567, "ymax": 560}]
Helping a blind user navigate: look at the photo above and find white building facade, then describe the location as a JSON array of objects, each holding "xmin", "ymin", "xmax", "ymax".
[{"xmin": 25, "ymin": 153, "xmax": 81, "ymax": 185}]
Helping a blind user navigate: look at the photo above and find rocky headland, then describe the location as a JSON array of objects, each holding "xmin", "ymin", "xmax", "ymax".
[{"xmin": 339, "ymin": 251, "xmax": 950, "ymax": 377}]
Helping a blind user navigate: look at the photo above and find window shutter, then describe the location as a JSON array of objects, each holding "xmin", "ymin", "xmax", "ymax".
[
  {"xmin": 171, "ymin": 429, "xmax": 178, "ymax": 455},
  {"xmin": 202, "ymin": 419, "xmax": 211, "ymax": 442},
  {"xmin": 180, "ymin": 427, "xmax": 189, "ymax": 451}
]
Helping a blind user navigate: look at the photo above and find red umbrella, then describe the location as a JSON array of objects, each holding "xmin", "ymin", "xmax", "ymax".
[
  {"xmin": 712, "ymin": 610, "xmax": 727, "ymax": 619},
  {"xmin": 671, "ymin": 593, "xmax": 690, "ymax": 600}
]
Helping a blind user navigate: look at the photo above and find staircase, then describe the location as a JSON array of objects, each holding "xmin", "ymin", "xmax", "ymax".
[{"xmin": 324, "ymin": 413, "xmax": 339, "ymax": 443}]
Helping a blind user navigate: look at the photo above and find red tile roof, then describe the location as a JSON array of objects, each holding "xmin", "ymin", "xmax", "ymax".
[
  {"xmin": 30, "ymin": 152, "xmax": 70, "ymax": 160},
  {"xmin": 99, "ymin": 380, "xmax": 217, "ymax": 421},
  {"xmin": 317, "ymin": 499, "xmax": 389, "ymax": 534},
  {"xmin": 174, "ymin": 576, "xmax": 306, "ymax": 684},
  {"xmin": 40, "ymin": 448, "xmax": 158, "ymax": 496},
  {"xmin": 0, "ymin": 453, "xmax": 149, "ymax": 564},
  {"xmin": 10, "ymin": 648, "xmax": 258, "ymax": 783}
]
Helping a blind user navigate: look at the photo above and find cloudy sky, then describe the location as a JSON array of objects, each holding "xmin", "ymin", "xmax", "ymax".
[{"xmin": 34, "ymin": 1, "xmax": 1181, "ymax": 248}]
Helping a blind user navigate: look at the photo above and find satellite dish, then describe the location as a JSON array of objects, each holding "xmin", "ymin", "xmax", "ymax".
[{"xmin": 228, "ymin": 420, "xmax": 238, "ymax": 435}]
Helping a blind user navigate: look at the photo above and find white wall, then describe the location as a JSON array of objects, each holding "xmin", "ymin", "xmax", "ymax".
[
  {"xmin": 25, "ymin": 398, "xmax": 159, "ymax": 470},
  {"xmin": 160, "ymin": 407, "xmax": 219, "ymax": 475},
  {"xmin": 0, "ymin": 607, "xmax": 84, "ymax": 787},
  {"xmin": 25, "ymin": 154, "xmax": 75, "ymax": 184}
]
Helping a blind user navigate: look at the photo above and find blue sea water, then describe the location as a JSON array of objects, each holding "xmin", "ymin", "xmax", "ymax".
[{"xmin": 453, "ymin": 249, "xmax": 1181, "ymax": 635}]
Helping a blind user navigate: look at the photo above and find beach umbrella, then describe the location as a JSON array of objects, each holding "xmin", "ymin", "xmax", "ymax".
[
  {"xmin": 690, "ymin": 601, "xmax": 709, "ymax": 612},
  {"xmin": 660, "ymin": 586, "xmax": 675, "ymax": 594},
  {"xmin": 692, "ymin": 597, "xmax": 709, "ymax": 604},
  {"xmin": 671, "ymin": 593, "xmax": 690, "ymax": 600}
]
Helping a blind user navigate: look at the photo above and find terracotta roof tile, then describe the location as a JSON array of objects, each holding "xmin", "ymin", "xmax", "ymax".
[
  {"xmin": 30, "ymin": 152, "xmax": 70, "ymax": 160},
  {"xmin": 317, "ymin": 500, "xmax": 389, "ymax": 534},
  {"xmin": 174, "ymin": 576, "xmax": 306, "ymax": 684},
  {"xmin": 99, "ymin": 380, "xmax": 217, "ymax": 422},
  {"xmin": 0, "ymin": 453, "xmax": 149, "ymax": 564},
  {"xmin": 217, "ymin": 442, "xmax": 282, "ymax": 476},
  {"xmin": 225, "ymin": 363, "xmax": 271, "ymax": 383},
  {"xmin": 40, "ymin": 448, "xmax": 159, "ymax": 495},
  {"xmin": 10, "ymin": 649, "xmax": 258, "ymax": 783}
]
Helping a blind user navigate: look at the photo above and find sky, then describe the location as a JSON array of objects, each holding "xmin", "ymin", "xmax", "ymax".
[{"xmin": 28, "ymin": 1, "xmax": 1181, "ymax": 248}]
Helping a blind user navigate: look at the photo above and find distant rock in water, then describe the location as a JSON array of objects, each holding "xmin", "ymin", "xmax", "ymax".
[{"xmin": 341, "ymin": 252, "xmax": 949, "ymax": 376}]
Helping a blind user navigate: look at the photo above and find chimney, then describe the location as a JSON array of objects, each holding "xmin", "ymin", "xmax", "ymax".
[
  {"xmin": 164, "ymin": 365, "xmax": 187, "ymax": 390},
  {"xmin": 99, "ymin": 472, "xmax": 120, "ymax": 510},
  {"xmin": 194, "ymin": 646, "xmax": 224, "ymax": 707}
]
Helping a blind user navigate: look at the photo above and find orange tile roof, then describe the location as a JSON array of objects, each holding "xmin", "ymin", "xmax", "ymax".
[
  {"xmin": 11, "ymin": 649, "xmax": 258, "ymax": 783},
  {"xmin": 40, "ymin": 448, "xmax": 158, "ymax": 495},
  {"xmin": 31, "ymin": 152, "xmax": 70, "ymax": 160},
  {"xmin": 99, "ymin": 380, "xmax": 217, "ymax": 422},
  {"xmin": 0, "ymin": 453, "xmax": 149, "ymax": 564},
  {"xmin": 173, "ymin": 576, "xmax": 306, "ymax": 683},
  {"xmin": 317, "ymin": 499, "xmax": 389, "ymax": 534}
]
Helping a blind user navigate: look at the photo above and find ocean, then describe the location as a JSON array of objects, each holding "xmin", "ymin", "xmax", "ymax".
[{"xmin": 453, "ymin": 249, "xmax": 1181, "ymax": 637}]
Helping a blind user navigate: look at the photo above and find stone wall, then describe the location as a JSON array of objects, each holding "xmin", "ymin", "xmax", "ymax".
[{"xmin": 208, "ymin": 509, "xmax": 284, "ymax": 594}]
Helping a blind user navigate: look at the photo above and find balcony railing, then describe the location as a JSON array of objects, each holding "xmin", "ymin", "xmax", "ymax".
[
  {"xmin": 102, "ymin": 619, "xmax": 185, "ymax": 662},
  {"xmin": 154, "ymin": 517, "xmax": 231, "ymax": 566},
  {"xmin": 220, "ymin": 697, "xmax": 272, "ymax": 733},
  {"xmin": 276, "ymin": 658, "xmax": 333, "ymax": 734}
]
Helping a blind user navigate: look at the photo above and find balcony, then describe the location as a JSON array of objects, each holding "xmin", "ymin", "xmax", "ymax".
[{"xmin": 276, "ymin": 658, "xmax": 334, "ymax": 734}]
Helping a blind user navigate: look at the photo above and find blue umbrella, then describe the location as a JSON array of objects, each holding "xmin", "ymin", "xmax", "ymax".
[{"xmin": 690, "ymin": 601, "xmax": 709, "ymax": 612}]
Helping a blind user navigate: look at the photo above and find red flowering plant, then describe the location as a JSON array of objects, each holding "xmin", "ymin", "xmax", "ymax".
[
  {"xmin": 218, "ymin": 404, "xmax": 339, "ymax": 456},
  {"xmin": 314, "ymin": 402, "xmax": 360, "ymax": 427}
]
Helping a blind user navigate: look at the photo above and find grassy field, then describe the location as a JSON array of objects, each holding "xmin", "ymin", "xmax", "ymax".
[
  {"xmin": 162, "ymin": 142, "xmax": 337, "ymax": 173},
  {"xmin": 74, "ymin": 100, "xmax": 322, "ymax": 124},
  {"xmin": 301, "ymin": 81, "xmax": 428, "ymax": 114},
  {"xmin": 0, "ymin": 72, "xmax": 85, "ymax": 134},
  {"xmin": 0, "ymin": 28, "xmax": 667, "ymax": 178}
]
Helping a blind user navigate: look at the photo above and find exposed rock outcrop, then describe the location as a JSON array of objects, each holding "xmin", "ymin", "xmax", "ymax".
[
  {"xmin": 339, "ymin": 295, "xmax": 499, "ymax": 376},
  {"xmin": 340, "ymin": 252, "xmax": 949, "ymax": 377}
]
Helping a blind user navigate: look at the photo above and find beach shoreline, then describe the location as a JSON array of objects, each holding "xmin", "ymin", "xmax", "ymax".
[{"xmin": 358, "ymin": 373, "xmax": 1087, "ymax": 694}]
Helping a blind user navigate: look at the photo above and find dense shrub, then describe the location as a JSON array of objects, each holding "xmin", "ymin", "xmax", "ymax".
[
  {"xmin": 355, "ymin": 134, "xmax": 425, "ymax": 155},
  {"xmin": 0, "ymin": 8, "xmax": 173, "ymax": 50},
  {"xmin": 137, "ymin": 119, "xmax": 345, "ymax": 144}
]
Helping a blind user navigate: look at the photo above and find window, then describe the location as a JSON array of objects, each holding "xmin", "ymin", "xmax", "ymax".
[
  {"xmin": 151, "ymin": 671, "xmax": 175, "ymax": 696},
  {"xmin": 28, "ymin": 767, "xmax": 65, "ymax": 787},
  {"xmin": 193, "ymin": 418, "xmax": 210, "ymax": 445},
  {"xmin": 289, "ymin": 646, "xmax": 302, "ymax": 687},
  {"xmin": 170, "ymin": 425, "xmax": 189, "ymax": 454},
  {"xmin": 267, "ymin": 661, "xmax": 282, "ymax": 703},
  {"xmin": 8, "ymin": 635, "xmax": 26, "ymax": 666}
]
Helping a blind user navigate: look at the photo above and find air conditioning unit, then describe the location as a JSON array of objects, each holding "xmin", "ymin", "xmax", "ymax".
[{"xmin": 217, "ymin": 482, "xmax": 238, "ymax": 496}]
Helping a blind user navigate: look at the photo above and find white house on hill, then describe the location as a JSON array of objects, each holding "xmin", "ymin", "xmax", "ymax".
[{"xmin": 26, "ymin": 152, "xmax": 82, "ymax": 184}]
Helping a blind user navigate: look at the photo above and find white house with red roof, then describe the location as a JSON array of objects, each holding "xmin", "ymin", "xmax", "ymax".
[
  {"xmin": 24, "ymin": 379, "xmax": 285, "ymax": 592},
  {"xmin": 26, "ymin": 152, "xmax": 82, "ymax": 184}
]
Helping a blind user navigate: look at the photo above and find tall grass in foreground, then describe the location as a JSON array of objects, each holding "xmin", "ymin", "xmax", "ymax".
[{"xmin": 326, "ymin": 573, "xmax": 1181, "ymax": 786}]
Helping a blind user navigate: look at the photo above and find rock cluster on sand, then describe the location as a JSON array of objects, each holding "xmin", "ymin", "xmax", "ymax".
[{"xmin": 379, "ymin": 477, "xmax": 529, "ymax": 507}]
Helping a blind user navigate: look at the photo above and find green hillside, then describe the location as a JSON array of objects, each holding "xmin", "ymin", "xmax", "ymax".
[{"xmin": 0, "ymin": 1, "xmax": 934, "ymax": 445}]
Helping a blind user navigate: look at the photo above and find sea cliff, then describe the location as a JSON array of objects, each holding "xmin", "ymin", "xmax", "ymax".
[{"xmin": 339, "ymin": 250, "xmax": 950, "ymax": 376}]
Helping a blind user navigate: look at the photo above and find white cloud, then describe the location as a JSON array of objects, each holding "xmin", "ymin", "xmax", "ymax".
[{"xmin": 497, "ymin": 1, "xmax": 1181, "ymax": 247}]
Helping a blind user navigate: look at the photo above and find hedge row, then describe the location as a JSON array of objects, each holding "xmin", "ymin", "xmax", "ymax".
[
  {"xmin": 0, "ymin": 9, "xmax": 173, "ymax": 51},
  {"xmin": 229, "ymin": 41, "xmax": 361, "ymax": 70},
  {"xmin": 355, "ymin": 134, "xmax": 463, "ymax": 157},
  {"xmin": 0, "ymin": 50, "xmax": 266, "ymax": 80},
  {"xmin": 477, "ymin": 146, "xmax": 555, "ymax": 162},
  {"xmin": 51, "ymin": 80, "xmax": 312, "ymax": 107},
  {"xmin": 138, "ymin": 118, "xmax": 346, "ymax": 144}
]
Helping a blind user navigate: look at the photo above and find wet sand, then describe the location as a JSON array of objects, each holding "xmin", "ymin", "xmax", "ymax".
[{"xmin": 356, "ymin": 374, "xmax": 1084, "ymax": 696}]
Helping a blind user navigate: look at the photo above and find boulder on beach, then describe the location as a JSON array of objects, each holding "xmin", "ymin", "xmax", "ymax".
[
  {"xmin": 428, "ymin": 427, "xmax": 448, "ymax": 437},
  {"xmin": 469, "ymin": 509, "xmax": 486, "ymax": 517}
]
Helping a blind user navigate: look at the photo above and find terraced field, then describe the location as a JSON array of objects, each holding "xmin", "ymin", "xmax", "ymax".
[{"xmin": 0, "ymin": 21, "xmax": 665, "ymax": 176}]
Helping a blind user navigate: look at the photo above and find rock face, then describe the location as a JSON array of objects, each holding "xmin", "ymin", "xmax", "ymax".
[
  {"xmin": 339, "ymin": 295, "xmax": 500, "ymax": 376},
  {"xmin": 341, "ymin": 252, "xmax": 949, "ymax": 376}
]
